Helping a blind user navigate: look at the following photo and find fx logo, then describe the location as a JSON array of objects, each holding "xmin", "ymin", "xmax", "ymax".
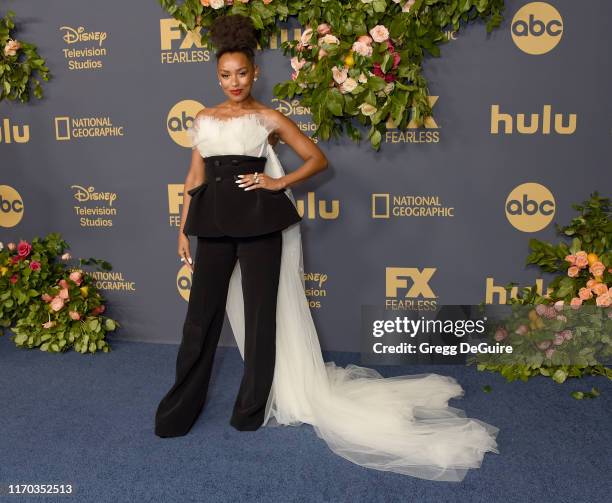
[{"xmin": 385, "ymin": 267, "xmax": 437, "ymax": 298}]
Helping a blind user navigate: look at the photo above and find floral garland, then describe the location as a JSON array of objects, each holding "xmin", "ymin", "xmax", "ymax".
[
  {"xmin": 0, "ymin": 10, "xmax": 51, "ymax": 102},
  {"xmin": 472, "ymin": 193, "xmax": 612, "ymax": 395},
  {"xmin": 0, "ymin": 233, "xmax": 119, "ymax": 354},
  {"xmin": 159, "ymin": 0, "xmax": 506, "ymax": 149}
]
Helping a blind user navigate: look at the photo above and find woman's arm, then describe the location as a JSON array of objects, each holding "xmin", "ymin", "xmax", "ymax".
[
  {"xmin": 268, "ymin": 110, "xmax": 328, "ymax": 189},
  {"xmin": 179, "ymin": 147, "xmax": 206, "ymax": 237}
]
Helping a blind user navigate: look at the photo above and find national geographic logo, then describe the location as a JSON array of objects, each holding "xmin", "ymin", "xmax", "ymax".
[
  {"xmin": 304, "ymin": 272, "xmax": 328, "ymax": 309},
  {"xmin": 486, "ymin": 277, "xmax": 552, "ymax": 304},
  {"xmin": 511, "ymin": 2, "xmax": 563, "ymax": 55},
  {"xmin": 385, "ymin": 267, "xmax": 438, "ymax": 311},
  {"xmin": 167, "ymin": 100, "xmax": 204, "ymax": 148},
  {"xmin": 372, "ymin": 194, "xmax": 454, "ymax": 218},
  {"xmin": 490, "ymin": 104, "xmax": 576, "ymax": 135},
  {"xmin": 71, "ymin": 185, "xmax": 118, "ymax": 228},
  {"xmin": 59, "ymin": 25, "xmax": 108, "ymax": 70},
  {"xmin": 55, "ymin": 116, "xmax": 125, "ymax": 140},
  {"xmin": 272, "ymin": 99, "xmax": 318, "ymax": 142},
  {"xmin": 177, "ymin": 264, "xmax": 193, "ymax": 302},
  {"xmin": 385, "ymin": 96, "xmax": 440, "ymax": 144},
  {"xmin": 0, "ymin": 185, "xmax": 24, "ymax": 228},
  {"xmin": 86, "ymin": 271, "xmax": 135, "ymax": 292},
  {"xmin": 1, "ymin": 118, "xmax": 30, "ymax": 144},
  {"xmin": 160, "ymin": 18, "xmax": 210, "ymax": 64},
  {"xmin": 295, "ymin": 192, "xmax": 340, "ymax": 220},
  {"xmin": 505, "ymin": 183, "xmax": 555, "ymax": 232}
]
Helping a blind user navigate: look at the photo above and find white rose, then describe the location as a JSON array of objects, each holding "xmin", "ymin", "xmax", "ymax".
[{"xmin": 340, "ymin": 77, "xmax": 358, "ymax": 94}]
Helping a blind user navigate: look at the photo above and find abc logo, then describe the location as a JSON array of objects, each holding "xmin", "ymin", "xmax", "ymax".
[
  {"xmin": 0, "ymin": 185, "xmax": 24, "ymax": 228},
  {"xmin": 511, "ymin": 2, "xmax": 563, "ymax": 55},
  {"xmin": 167, "ymin": 100, "xmax": 204, "ymax": 148},
  {"xmin": 505, "ymin": 183, "xmax": 555, "ymax": 232},
  {"xmin": 176, "ymin": 264, "xmax": 193, "ymax": 302}
]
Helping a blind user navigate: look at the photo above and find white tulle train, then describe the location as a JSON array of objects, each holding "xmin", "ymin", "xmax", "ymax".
[{"xmin": 224, "ymin": 142, "xmax": 499, "ymax": 481}]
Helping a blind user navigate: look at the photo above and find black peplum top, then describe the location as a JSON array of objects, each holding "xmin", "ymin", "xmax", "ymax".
[{"xmin": 183, "ymin": 154, "xmax": 302, "ymax": 238}]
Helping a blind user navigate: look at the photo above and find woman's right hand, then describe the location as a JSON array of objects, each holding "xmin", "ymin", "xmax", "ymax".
[{"xmin": 178, "ymin": 233, "xmax": 193, "ymax": 272}]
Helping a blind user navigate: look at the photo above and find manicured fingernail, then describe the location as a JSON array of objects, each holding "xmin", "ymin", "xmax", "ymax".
[{"xmin": 188, "ymin": 257, "xmax": 192, "ymax": 264}]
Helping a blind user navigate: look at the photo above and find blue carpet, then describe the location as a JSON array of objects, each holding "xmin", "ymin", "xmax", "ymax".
[{"xmin": 0, "ymin": 331, "xmax": 610, "ymax": 503}]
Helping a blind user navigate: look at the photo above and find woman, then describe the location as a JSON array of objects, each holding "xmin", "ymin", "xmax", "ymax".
[{"xmin": 155, "ymin": 14, "xmax": 499, "ymax": 482}]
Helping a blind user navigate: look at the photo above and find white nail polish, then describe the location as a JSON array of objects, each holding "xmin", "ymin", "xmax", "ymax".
[{"xmin": 188, "ymin": 257, "xmax": 192, "ymax": 264}]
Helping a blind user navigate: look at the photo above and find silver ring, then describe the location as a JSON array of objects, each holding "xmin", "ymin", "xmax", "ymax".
[{"xmin": 180, "ymin": 257, "xmax": 185, "ymax": 262}]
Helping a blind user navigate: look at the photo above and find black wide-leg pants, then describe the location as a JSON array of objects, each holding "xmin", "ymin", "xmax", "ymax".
[{"xmin": 154, "ymin": 230, "xmax": 282, "ymax": 437}]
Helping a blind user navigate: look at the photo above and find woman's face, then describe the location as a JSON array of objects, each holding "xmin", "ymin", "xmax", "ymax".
[{"xmin": 217, "ymin": 52, "xmax": 258, "ymax": 102}]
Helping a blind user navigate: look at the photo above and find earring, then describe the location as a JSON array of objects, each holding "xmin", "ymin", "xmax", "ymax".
[
  {"xmin": 218, "ymin": 81, "xmax": 221, "ymax": 86},
  {"xmin": 254, "ymin": 77, "xmax": 258, "ymax": 81}
]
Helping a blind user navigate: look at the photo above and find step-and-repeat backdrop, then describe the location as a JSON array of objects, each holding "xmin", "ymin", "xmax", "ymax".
[{"xmin": 2, "ymin": 1, "xmax": 610, "ymax": 351}]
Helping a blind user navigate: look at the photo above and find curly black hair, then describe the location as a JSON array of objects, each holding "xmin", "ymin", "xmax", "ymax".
[{"xmin": 209, "ymin": 14, "xmax": 258, "ymax": 65}]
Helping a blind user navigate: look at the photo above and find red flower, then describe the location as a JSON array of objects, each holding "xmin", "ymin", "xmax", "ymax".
[
  {"xmin": 10, "ymin": 274, "xmax": 19, "ymax": 284},
  {"xmin": 29, "ymin": 260, "xmax": 41, "ymax": 271},
  {"xmin": 10, "ymin": 255, "xmax": 21, "ymax": 264},
  {"xmin": 17, "ymin": 240, "xmax": 32, "ymax": 258}
]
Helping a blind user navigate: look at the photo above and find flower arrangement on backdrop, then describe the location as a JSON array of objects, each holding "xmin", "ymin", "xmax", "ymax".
[
  {"xmin": 159, "ymin": 0, "xmax": 506, "ymax": 149},
  {"xmin": 0, "ymin": 233, "xmax": 119, "ymax": 354},
  {"xmin": 472, "ymin": 193, "xmax": 612, "ymax": 397},
  {"xmin": 0, "ymin": 10, "xmax": 51, "ymax": 102}
]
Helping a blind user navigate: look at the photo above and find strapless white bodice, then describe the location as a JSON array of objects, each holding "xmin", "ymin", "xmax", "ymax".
[{"xmin": 187, "ymin": 112, "xmax": 278, "ymax": 158}]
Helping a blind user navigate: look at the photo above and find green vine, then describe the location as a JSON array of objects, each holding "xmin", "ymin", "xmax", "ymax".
[
  {"xmin": 0, "ymin": 10, "xmax": 51, "ymax": 102},
  {"xmin": 159, "ymin": 0, "xmax": 505, "ymax": 150}
]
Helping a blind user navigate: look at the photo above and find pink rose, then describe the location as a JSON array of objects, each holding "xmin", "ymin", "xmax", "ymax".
[
  {"xmin": 42, "ymin": 293, "xmax": 53, "ymax": 302},
  {"xmin": 317, "ymin": 24, "xmax": 331, "ymax": 36},
  {"xmin": 578, "ymin": 287, "xmax": 593, "ymax": 301},
  {"xmin": 290, "ymin": 71, "xmax": 298, "ymax": 81},
  {"xmin": 574, "ymin": 251, "xmax": 588, "ymax": 268},
  {"xmin": 332, "ymin": 65, "xmax": 348, "ymax": 84},
  {"xmin": 357, "ymin": 35, "xmax": 373, "ymax": 46},
  {"xmin": 352, "ymin": 41, "xmax": 373, "ymax": 57},
  {"xmin": 586, "ymin": 279, "xmax": 598, "ymax": 289},
  {"xmin": 570, "ymin": 297, "xmax": 582, "ymax": 309},
  {"xmin": 69, "ymin": 310, "xmax": 81, "ymax": 320},
  {"xmin": 50, "ymin": 296, "xmax": 65, "ymax": 312},
  {"xmin": 4, "ymin": 39, "xmax": 21, "ymax": 57},
  {"xmin": 595, "ymin": 293, "xmax": 611, "ymax": 307},
  {"xmin": 69, "ymin": 270, "xmax": 83, "ymax": 285},
  {"xmin": 544, "ymin": 348, "xmax": 555, "ymax": 359},
  {"xmin": 290, "ymin": 56, "xmax": 306, "ymax": 71},
  {"xmin": 589, "ymin": 261, "xmax": 605, "ymax": 277},
  {"xmin": 7, "ymin": 242, "xmax": 17, "ymax": 251},
  {"xmin": 560, "ymin": 329, "xmax": 572, "ymax": 341},
  {"xmin": 402, "ymin": 0, "xmax": 417, "ymax": 12},
  {"xmin": 29, "ymin": 260, "xmax": 41, "ymax": 271},
  {"xmin": 300, "ymin": 28, "xmax": 314, "ymax": 47},
  {"xmin": 553, "ymin": 300, "xmax": 565, "ymax": 312},
  {"xmin": 59, "ymin": 288, "xmax": 70, "ymax": 300},
  {"xmin": 42, "ymin": 320, "xmax": 56, "ymax": 329},
  {"xmin": 567, "ymin": 266, "xmax": 580, "ymax": 278},
  {"xmin": 514, "ymin": 324, "xmax": 528, "ymax": 336},
  {"xmin": 59, "ymin": 279, "xmax": 69, "ymax": 289},
  {"xmin": 592, "ymin": 283, "xmax": 608, "ymax": 296},
  {"xmin": 553, "ymin": 334, "xmax": 565, "ymax": 346},
  {"xmin": 17, "ymin": 240, "xmax": 32, "ymax": 258},
  {"xmin": 537, "ymin": 340, "xmax": 552, "ymax": 350},
  {"xmin": 369, "ymin": 25, "xmax": 389, "ymax": 43},
  {"xmin": 535, "ymin": 304, "xmax": 548, "ymax": 316},
  {"xmin": 564, "ymin": 254, "xmax": 576, "ymax": 265},
  {"xmin": 555, "ymin": 314, "xmax": 567, "ymax": 323},
  {"xmin": 494, "ymin": 327, "xmax": 508, "ymax": 341}
]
